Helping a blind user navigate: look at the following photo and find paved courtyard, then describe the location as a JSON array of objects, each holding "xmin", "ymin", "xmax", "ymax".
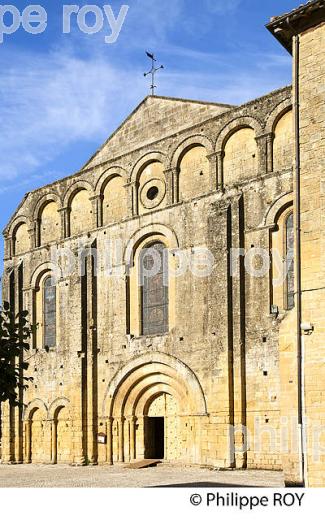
[{"xmin": 0, "ymin": 463, "xmax": 284, "ymax": 488}]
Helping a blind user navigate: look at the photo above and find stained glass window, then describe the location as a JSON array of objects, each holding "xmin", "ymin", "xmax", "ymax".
[
  {"xmin": 140, "ymin": 242, "xmax": 168, "ymax": 336},
  {"xmin": 286, "ymin": 212, "xmax": 295, "ymax": 310},
  {"xmin": 44, "ymin": 276, "xmax": 56, "ymax": 348}
]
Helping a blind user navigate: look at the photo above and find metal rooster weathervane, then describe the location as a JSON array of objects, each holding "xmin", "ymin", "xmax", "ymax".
[{"xmin": 144, "ymin": 52, "xmax": 164, "ymax": 96}]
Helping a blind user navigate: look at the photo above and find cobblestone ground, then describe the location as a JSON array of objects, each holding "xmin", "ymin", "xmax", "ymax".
[{"xmin": 0, "ymin": 463, "xmax": 284, "ymax": 488}]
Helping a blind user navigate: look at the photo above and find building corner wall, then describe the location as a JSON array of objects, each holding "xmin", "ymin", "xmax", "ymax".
[
  {"xmin": 297, "ymin": 21, "xmax": 325, "ymax": 488},
  {"xmin": 279, "ymin": 20, "xmax": 325, "ymax": 487}
]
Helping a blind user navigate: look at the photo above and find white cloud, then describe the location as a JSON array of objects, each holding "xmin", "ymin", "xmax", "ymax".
[
  {"xmin": 0, "ymin": 47, "xmax": 145, "ymax": 182},
  {"xmin": 0, "ymin": 40, "xmax": 291, "ymax": 188}
]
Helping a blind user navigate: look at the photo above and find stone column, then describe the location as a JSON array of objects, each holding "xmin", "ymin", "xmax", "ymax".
[
  {"xmin": 128, "ymin": 181, "xmax": 139, "ymax": 216},
  {"xmin": 172, "ymin": 168, "xmax": 179, "ymax": 203},
  {"xmin": 255, "ymin": 134, "xmax": 268, "ymax": 175},
  {"xmin": 28, "ymin": 223, "xmax": 36, "ymax": 250},
  {"xmin": 118, "ymin": 417, "xmax": 125, "ymax": 462},
  {"xmin": 90, "ymin": 195, "xmax": 101, "ymax": 229},
  {"xmin": 266, "ymin": 132, "xmax": 274, "ymax": 173},
  {"xmin": 207, "ymin": 152, "xmax": 218, "ymax": 192},
  {"xmin": 216, "ymin": 150, "xmax": 224, "ymax": 191},
  {"xmin": 25, "ymin": 420, "xmax": 32, "ymax": 463},
  {"xmin": 91, "ymin": 195, "xmax": 102, "ymax": 228},
  {"xmin": 164, "ymin": 168, "xmax": 177, "ymax": 205},
  {"xmin": 51, "ymin": 420, "xmax": 57, "ymax": 464},
  {"xmin": 107, "ymin": 418, "xmax": 113, "ymax": 465},
  {"xmin": 34, "ymin": 219, "xmax": 41, "ymax": 248},
  {"xmin": 59, "ymin": 207, "xmax": 69, "ymax": 239},
  {"xmin": 129, "ymin": 416, "xmax": 136, "ymax": 461}
]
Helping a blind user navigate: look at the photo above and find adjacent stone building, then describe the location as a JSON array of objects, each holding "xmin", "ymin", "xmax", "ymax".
[{"xmin": 1, "ymin": 0, "xmax": 324, "ymax": 487}]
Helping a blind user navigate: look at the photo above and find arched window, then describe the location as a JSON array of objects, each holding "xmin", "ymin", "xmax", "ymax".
[
  {"xmin": 43, "ymin": 276, "xmax": 56, "ymax": 348},
  {"xmin": 140, "ymin": 242, "xmax": 168, "ymax": 335},
  {"xmin": 285, "ymin": 212, "xmax": 295, "ymax": 310}
]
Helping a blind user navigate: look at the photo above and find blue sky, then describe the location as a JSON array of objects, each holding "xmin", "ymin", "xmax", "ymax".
[{"xmin": 0, "ymin": 0, "xmax": 300, "ymax": 278}]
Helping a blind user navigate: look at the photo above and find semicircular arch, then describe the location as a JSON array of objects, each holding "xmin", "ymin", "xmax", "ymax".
[
  {"xmin": 23, "ymin": 398, "xmax": 48, "ymax": 421},
  {"xmin": 103, "ymin": 352, "xmax": 207, "ymax": 418},
  {"xmin": 124, "ymin": 224, "xmax": 179, "ymax": 268},
  {"xmin": 130, "ymin": 151, "xmax": 167, "ymax": 184},
  {"xmin": 48, "ymin": 397, "xmax": 70, "ymax": 420},
  {"xmin": 170, "ymin": 134, "xmax": 214, "ymax": 170},
  {"xmin": 215, "ymin": 115, "xmax": 263, "ymax": 152}
]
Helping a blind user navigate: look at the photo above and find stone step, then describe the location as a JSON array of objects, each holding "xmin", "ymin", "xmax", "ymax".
[{"xmin": 126, "ymin": 459, "xmax": 162, "ymax": 469}]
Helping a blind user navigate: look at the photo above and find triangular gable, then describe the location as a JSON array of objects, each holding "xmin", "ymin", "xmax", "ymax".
[{"xmin": 82, "ymin": 95, "xmax": 233, "ymax": 170}]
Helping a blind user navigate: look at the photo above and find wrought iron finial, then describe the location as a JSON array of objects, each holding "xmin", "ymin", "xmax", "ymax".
[{"xmin": 144, "ymin": 51, "xmax": 164, "ymax": 96}]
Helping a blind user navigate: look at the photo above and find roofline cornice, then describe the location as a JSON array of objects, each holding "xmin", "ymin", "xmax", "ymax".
[{"xmin": 266, "ymin": 0, "xmax": 325, "ymax": 54}]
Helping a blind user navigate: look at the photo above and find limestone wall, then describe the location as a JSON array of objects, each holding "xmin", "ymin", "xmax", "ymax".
[
  {"xmin": 223, "ymin": 128, "xmax": 258, "ymax": 186},
  {"xmin": 39, "ymin": 201, "xmax": 61, "ymax": 246},
  {"xmin": 296, "ymin": 22, "xmax": 325, "ymax": 487},
  {"xmin": 273, "ymin": 110, "xmax": 293, "ymax": 172},
  {"xmin": 13, "ymin": 223, "xmax": 30, "ymax": 256},
  {"xmin": 179, "ymin": 145, "xmax": 210, "ymax": 201},
  {"xmin": 102, "ymin": 176, "xmax": 128, "ymax": 225},
  {"xmin": 1, "ymin": 86, "xmax": 293, "ymax": 469}
]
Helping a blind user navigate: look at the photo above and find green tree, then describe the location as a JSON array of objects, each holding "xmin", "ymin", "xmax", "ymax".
[{"xmin": 0, "ymin": 301, "xmax": 33, "ymax": 407}]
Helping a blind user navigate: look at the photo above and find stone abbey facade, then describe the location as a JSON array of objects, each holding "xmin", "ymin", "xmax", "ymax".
[{"xmin": 1, "ymin": 1, "xmax": 325, "ymax": 487}]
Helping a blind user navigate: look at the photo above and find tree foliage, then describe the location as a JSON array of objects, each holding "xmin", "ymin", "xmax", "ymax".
[{"xmin": 0, "ymin": 301, "xmax": 33, "ymax": 407}]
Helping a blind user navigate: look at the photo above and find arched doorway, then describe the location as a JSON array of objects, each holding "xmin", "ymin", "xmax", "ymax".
[
  {"xmin": 144, "ymin": 393, "xmax": 179, "ymax": 460},
  {"xmin": 103, "ymin": 352, "xmax": 207, "ymax": 464}
]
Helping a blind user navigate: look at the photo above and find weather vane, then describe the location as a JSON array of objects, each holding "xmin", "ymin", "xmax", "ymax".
[{"xmin": 144, "ymin": 52, "xmax": 164, "ymax": 96}]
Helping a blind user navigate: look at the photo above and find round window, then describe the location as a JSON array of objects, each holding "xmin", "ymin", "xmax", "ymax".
[
  {"xmin": 140, "ymin": 179, "xmax": 166, "ymax": 209},
  {"xmin": 147, "ymin": 186, "xmax": 159, "ymax": 200}
]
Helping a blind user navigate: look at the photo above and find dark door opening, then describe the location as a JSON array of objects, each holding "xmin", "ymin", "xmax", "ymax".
[{"xmin": 145, "ymin": 417, "xmax": 164, "ymax": 459}]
